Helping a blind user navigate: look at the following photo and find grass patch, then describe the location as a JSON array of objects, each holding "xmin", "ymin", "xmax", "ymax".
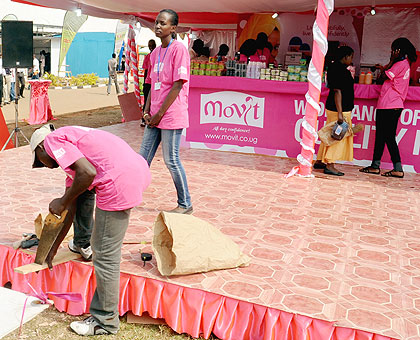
[{"xmin": 3, "ymin": 306, "xmax": 220, "ymax": 339}]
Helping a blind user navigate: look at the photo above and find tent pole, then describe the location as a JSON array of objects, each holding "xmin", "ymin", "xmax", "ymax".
[{"xmin": 287, "ymin": 0, "xmax": 334, "ymax": 178}]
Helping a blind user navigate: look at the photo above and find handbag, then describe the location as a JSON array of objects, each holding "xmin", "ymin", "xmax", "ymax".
[
  {"xmin": 317, "ymin": 120, "xmax": 364, "ymax": 146},
  {"xmin": 331, "ymin": 121, "xmax": 349, "ymax": 140}
]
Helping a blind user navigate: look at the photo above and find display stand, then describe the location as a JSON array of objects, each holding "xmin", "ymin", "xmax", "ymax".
[{"xmin": 27, "ymin": 79, "xmax": 53, "ymax": 125}]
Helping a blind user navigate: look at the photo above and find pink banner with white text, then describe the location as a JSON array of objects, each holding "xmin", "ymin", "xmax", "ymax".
[{"xmin": 184, "ymin": 76, "xmax": 420, "ymax": 173}]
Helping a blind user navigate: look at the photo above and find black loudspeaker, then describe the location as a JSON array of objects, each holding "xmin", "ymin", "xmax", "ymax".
[{"xmin": 2, "ymin": 21, "xmax": 33, "ymax": 68}]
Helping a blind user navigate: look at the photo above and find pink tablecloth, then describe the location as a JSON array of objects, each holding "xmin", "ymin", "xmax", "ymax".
[{"xmin": 28, "ymin": 80, "xmax": 54, "ymax": 125}]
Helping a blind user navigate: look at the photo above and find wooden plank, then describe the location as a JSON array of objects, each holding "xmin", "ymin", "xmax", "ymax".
[
  {"xmin": 14, "ymin": 249, "xmax": 82, "ymax": 275},
  {"xmin": 126, "ymin": 312, "xmax": 166, "ymax": 325},
  {"xmin": 34, "ymin": 213, "xmax": 43, "ymax": 239},
  {"xmin": 19, "ymin": 249, "xmax": 35, "ymax": 255},
  {"xmin": 123, "ymin": 240, "xmax": 150, "ymax": 245},
  {"xmin": 118, "ymin": 92, "xmax": 142, "ymax": 122},
  {"xmin": 35, "ymin": 211, "xmax": 68, "ymax": 265}
]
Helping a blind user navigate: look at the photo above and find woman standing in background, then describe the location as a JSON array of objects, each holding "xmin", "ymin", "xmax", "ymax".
[
  {"xmin": 360, "ymin": 37, "xmax": 417, "ymax": 178},
  {"xmin": 140, "ymin": 9, "xmax": 193, "ymax": 214}
]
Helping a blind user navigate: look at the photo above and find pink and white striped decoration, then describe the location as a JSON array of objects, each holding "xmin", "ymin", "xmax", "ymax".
[
  {"xmin": 123, "ymin": 25, "xmax": 142, "ymax": 109},
  {"xmin": 123, "ymin": 27, "xmax": 131, "ymax": 94},
  {"xmin": 287, "ymin": 0, "xmax": 334, "ymax": 178}
]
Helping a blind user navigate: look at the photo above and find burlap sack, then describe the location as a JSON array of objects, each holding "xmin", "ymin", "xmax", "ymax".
[
  {"xmin": 152, "ymin": 212, "xmax": 251, "ymax": 276},
  {"xmin": 318, "ymin": 121, "xmax": 364, "ymax": 146}
]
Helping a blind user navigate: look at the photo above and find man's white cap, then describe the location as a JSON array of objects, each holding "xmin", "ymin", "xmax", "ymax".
[{"xmin": 30, "ymin": 124, "xmax": 55, "ymax": 168}]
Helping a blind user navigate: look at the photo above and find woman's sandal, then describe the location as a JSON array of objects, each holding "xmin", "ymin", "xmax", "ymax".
[
  {"xmin": 381, "ymin": 170, "xmax": 404, "ymax": 178},
  {"xmin": 359, "ymin": 166, "xmax": 380, "ymax": 174}
]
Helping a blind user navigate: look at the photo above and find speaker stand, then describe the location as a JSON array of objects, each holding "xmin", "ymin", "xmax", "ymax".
[{"xmin": 1, "ymin": 69, "xmax": 29, "ymax": 151}]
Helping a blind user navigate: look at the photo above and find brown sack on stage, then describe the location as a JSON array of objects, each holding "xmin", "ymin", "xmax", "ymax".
[{"xmin": 152, "ymin": 212, "xmax": 250, "ymax": 276}]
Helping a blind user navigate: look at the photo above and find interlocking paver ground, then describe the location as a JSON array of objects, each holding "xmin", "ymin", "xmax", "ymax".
[{"xmin": 1, "ymin": 121, "xmax": 419, "ymax": 339}]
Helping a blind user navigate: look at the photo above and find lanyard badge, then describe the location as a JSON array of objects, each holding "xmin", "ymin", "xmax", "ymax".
[{"xmin": 155, "ymin": 39, "xmax": 174, "ymax": 91}]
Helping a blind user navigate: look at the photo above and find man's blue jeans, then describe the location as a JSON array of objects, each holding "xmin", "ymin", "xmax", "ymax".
[
  {"xmin": 10, "ymin": 82, "xmax": 16, "ymax": 101},
  {"xmin": 140, "ymin": 126, "xmax": 192, "ymax": 209}
]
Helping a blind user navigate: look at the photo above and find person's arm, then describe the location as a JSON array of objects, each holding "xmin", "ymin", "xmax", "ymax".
[
  {"xmin": 45, "ymin": 158, "xmax": 96, "ymax": 269},
  {"xmin": 45, "ymin": 194, "xmax": 76, "ymax": 269},
  {"xmin": 148, "ymin": 80, "xmax": 185, "ymax": 127},
  {"xmin": 143, "ymin": 88, "xmax": 152, "ymax": 124},
  {"xmin": 49, "ymin": 158, "xmax": 97, "ymax": 215},
  {"xmin": 333, "ymin": 89, "xmax": 344, "ymax": 124},
  {"xmin": 376, "ymin": 49, "xmax": 401, "ymax": 81}
]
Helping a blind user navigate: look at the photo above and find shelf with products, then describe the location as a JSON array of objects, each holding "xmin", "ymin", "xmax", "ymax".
[{"xmin": 190, "ymin": 57, "xmax": 312, "ymax": 82}]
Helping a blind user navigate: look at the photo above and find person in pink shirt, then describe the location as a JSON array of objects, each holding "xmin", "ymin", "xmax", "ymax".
[
  {"xmin": 255, "ymin": 32, "xmax": 271, "ymax": 66},
  {"xmin": 30, "ymin": 124, "xmax": 151, "ymax": 336},
  {"xmin": 141, "ymin": 9, "xmax": 193, "ymax": 214},
  {"xmin": 360, "ymin": 38, "xmax": 417, "ymax": 178},
  {"xmin": 141, "ymin": 39, "xmax": 156, "ymax": 126},
  {"xmin": 239, "ymin": 39, "xmax": 259, "ymax": 62}
]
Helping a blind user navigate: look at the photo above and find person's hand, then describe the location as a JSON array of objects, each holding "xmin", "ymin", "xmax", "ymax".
[
  {"xmin": 45, "ymin": 245, "xmax": 59, "ymax": 270},
  {"xmin": 390, "ymin": 48, "xmax": 401, "ymax": 62},
  {"xmin": 148, "ymin": 112, "xmax": 164, "ymax": 128},
  {"xmin": 143, "ymin": 112, "xmax": 151, "ymax": 125},
  {"xmin": 49, "ymin": 197, "xmax": 66, "ymax": 216},
  {"xmin": 375, "ymin": 64, "xmax": 384, "ymax": 71},
  {"xmin": 337, "ymin": 113, "xmax": 344, "ymax": 124}
]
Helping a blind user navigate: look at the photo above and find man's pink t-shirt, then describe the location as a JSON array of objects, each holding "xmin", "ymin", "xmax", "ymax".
[
  {"xmin": 239, "ymin": 54, "xmax": 259, "ymax": 62},
  {"xmin": 146, "ymin": 40, "xmax": 190, "ymax": 129},
  {"xmin": 377, "ymin": 59, "xmax": 411, "ymax": 109},
  {"xmin": 43, "ymin": 126, "xmax": 151, "ymax": 211},
  {"xmin": 256, "ymin": 48, "xmax": 271, "ymax": 66},
  {"xmin": 143, "ymin": 53, "xmax": 151, "ymax": 85}
]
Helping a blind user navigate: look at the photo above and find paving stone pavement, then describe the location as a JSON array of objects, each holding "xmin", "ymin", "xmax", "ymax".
[{"xmin": 1, "ymin": 121, "xmax": 420, "ymax": 339}]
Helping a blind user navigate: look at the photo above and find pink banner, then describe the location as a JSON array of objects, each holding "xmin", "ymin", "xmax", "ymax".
[{"xmin": 185, "ymin": 76, "xmax": 420, "ymax": 173}]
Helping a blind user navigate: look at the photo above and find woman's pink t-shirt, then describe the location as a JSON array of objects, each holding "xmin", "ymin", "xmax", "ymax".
[
  {"xmin": 44, "ymin": 126, "xmax": 151, "ymax": 211},
  {"xmin": 377, "ymin": 59, "xmax": 411, "ymax": 109},
  {"xmin": 146, "ymin": 40, "xmax": 190, "ymax": 129},
  {"xmin": 142, "ymin": 53, "xmax": 151, "ymax": 85}
]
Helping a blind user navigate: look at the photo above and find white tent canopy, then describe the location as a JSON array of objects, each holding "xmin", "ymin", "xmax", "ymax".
[{"xmin": 12, "ymin": 0, "xmax": 420, "ymax": 20}]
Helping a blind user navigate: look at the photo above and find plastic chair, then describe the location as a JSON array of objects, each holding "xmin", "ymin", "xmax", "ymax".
[{"xmin": 59, "ymin": 64, "xmax": 72, "ymax": 78}]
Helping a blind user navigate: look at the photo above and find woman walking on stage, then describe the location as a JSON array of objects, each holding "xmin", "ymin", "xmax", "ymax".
[
  {"xmin": 314, "ymin": 46, "xmax": 355, "ymax": 176},
  {"xmin": 140, "ymin": 9, "xmax": 193, "ymax": 214}
]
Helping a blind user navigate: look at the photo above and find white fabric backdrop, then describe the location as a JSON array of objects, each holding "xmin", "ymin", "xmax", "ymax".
[
  {"xmin": 191, "ymin": 30, "xmax": 237, "ymax": 58},
  {"xmin": 361, "ymin": 7, "xmax": 420, "ymax": 65},
  {"xmin": 276, "ymin": 12, "xmax": 361, "ymax": 69}
]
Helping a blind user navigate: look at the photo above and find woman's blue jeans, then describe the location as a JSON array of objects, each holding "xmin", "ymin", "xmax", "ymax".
[{"xmin": 140, "ymin": 126, "xmax": 192, "ymax": 209}]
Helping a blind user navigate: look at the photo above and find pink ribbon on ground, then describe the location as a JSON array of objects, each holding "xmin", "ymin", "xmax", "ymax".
[
  {"xmin": 18, "ymin": 282, "xmax": 83, "ymax": 337},
  {"xmin": 26, "ymin": 281, "xmax": 83, "ymax": 304}
]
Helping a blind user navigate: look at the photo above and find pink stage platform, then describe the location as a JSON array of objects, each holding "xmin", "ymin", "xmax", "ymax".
[{"xmin": 1, "ymin": 122, "xmax": 419, "ymax": 340}]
